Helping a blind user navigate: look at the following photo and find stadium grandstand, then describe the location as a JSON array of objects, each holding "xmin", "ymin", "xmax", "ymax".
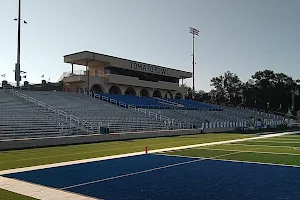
[{"xmin": 0, "ymin": 51, "xmax": 286, "ymax": 147}]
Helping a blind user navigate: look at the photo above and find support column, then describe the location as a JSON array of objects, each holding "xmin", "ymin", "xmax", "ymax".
[
  {"xmin": 16, "ymin": 0, "xmax": 21, "ymax": 87},
  {"xmin": 86, "ymin": 61, "xmax": 89, "ymax": 92},
  {"xmin": 71, "ymin": 63, "xmax": 74, "ymax": 75}
]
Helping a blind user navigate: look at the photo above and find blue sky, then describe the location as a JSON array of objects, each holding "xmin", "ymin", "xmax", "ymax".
[{"xmin": 1, "ymin": 0, "xmax": 299, "ymax": 91}]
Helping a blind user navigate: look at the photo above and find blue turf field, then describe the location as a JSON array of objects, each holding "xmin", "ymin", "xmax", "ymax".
[{"xmin": 4, "ymin": 154, "xmax": 300, "ymax": 200}]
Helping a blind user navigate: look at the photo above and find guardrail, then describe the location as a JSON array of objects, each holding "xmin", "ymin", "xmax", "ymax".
[
  {"xmin": 58, "ymin": 110, "xmax": 68, "ymax": 121},
  {"xmin": 81, "ymin": 91, "xmax": 178, "ymax": 130},
  {"xmin": 7, "ymin": 89, "xmax": 93, "ymax": 135},
  {"xmin": 70, "ymin": 115, "xmax": 80, "ymax": 134},
  {"xmin": 37, "ymin": 101, "xmax": 46, "ymax": 109}
]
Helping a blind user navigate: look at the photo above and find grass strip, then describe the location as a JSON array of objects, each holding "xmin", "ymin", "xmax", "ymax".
[
  {"xmin": 220, "ymin": 152, "xmax": 300, "ymax": 166},
  {"xmin": 0, "ymin": 188, "xmax": 36, "ymax": 200},
  {"xmin": 0, "ymin": 133, "xmax": 249, "ymax": 171}
]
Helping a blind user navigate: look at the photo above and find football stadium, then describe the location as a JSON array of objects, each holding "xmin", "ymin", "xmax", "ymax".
[
  {"xmin": 1, "ymin": 1, "xmax": 300, "ymax": 200},
  {"xmin": 1, "ymin": 50, "xmax": 300, "ymax": 200}
]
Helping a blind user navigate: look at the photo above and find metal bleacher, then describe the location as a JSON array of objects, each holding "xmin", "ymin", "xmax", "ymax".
[
  {"xmin": 0, "ymin": 87, "xmax": 286, "ymax": 140},
  {"xmin": 18, "ymin": 91, "xmax": 169, "ymax": 133},
  {"xmin": 0, "ymin": 90, "xmax": 74, "ymax": 140}
]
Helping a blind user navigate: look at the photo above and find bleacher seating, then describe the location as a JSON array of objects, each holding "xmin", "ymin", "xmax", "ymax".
[
  {"xmin": 19, "ymin": 91, "xmax": 168, "ymax": 133},
  {"xmin": 0, "ymin": 89, "xmax": 285, "ymax": 140},
  {"xmin": 0, "ymin": 90, "xmax": 72, "ymax": 140},
  {"xmin": 97, "ymin": 93, "xmax": 170, "ymax": 109},
  {"xmin": 96, "ymin": 93, "xmax": 220, "ymax": 110},
  {"xmin": 168, "ymin": 98, "xmax": 220, "ymax": 110}
]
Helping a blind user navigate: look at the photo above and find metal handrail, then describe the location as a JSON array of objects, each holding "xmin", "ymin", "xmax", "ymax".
[
  {"xmin": 70, "ymin": 115, "xmax": 80, "ymax": 132},
  {"xmin": 58, "ymin": 110, "xmax": 68, "ymax": 121},
  {"xmin": 37, "ymin": 101, "xmax": 46, "ymax": 108},
  {"xmin": 47, "ymin": 105, "xmax": 56, "ymax": 113},
  {"xmin": 28, "ymin": 97, "xmax": 36, "ymax": 104}
]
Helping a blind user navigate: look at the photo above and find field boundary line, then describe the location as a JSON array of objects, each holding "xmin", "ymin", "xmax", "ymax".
[
  {"xmin": 158, "ymin": 153, "xmax": 300, "ymax": 168},
  {"xmin": 0, "ymin": 151, "xmax": 145, "ymax": 175},
  {"xmin": 244, "ymin": 140, "xmax": 300, "ymax": 144},
  {"xmin": 61, "ymin": 158, "xmax": 201, "ymax": 190},
  {"xmin": 0, "ymin": 131, "xmax": 298, "ymax": 175},
  {"xmin": 148, "ymin": 132, "xmax": 297, "ymax": 154},
  {"xmin": 209, "ymin": 157, "xmax": 300, "ymax": 168},
  {"xmin": 223, "ymin": 143, "xmax": 297, "ymax": 148},
  {"xmin": 196, "ymin": 147, "xmax": 300, "ymax": 156},
  {"xmin": 0, "ymin": 136, "xmax": 249, "ymax": 161}
]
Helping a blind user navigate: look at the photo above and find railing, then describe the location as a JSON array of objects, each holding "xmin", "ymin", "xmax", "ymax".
[
  {"xmin": 47, "ymin": 105, "xmax": 57, "ymax": 113},
  {"xmin": 7, "ymin": 88, "xmax": 92, "ymax": 135},
  {"xmin": 5, "ymin": 89, "xmax": 286, "ymax": 138},
  {"xmin": 70, "ymin": 115, "xmax": 80, "ymax": 134},
  {"xmin": 37, "ymin": 101, "xmax": 46, "ymax": 109},
  {"xmin": 81, "ymin": 91, "xmax": 179, "ymax": 130},
  {"xmin": 82, "ymin": 120, "xmax": 94, "ymax": 134},
  {"xmin": 58, "ymin": 110, "xmax": 68, "ymax": 121}
]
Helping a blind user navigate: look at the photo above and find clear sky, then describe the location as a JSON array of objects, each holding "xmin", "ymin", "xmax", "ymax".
[{"xmin": 1, "ymin": 0, "xmax": 299, "ymax": 91}]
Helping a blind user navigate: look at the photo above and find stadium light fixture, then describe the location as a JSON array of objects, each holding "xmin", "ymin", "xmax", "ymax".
[
  {"xmin": 291, "ymin": 81, "xmax": 300, "ymax": 111},
  {"xmin": 189, "ymin": 27, "xmax": 199, "ymax": 100},
  {"xmin": 14, "ymin": 0, "xmax": 27, "ymax": 88}
]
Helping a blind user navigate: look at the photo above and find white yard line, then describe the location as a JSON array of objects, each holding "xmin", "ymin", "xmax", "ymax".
[
  {"xmin": 157, "ymin": 153, "xmax": 300, "ymax": 168},
  {"xmin": 196, "ymin": 147, "xmax": 300, "ymax": 156},
  {"xmin": 62, "ymin": 159, "xmax": 201, "ymax": 190},
  {"xmin": 0, "ymin": 151, "xmax": 145, "ymax": 176},
  {"xmin": 245, "ymin": 140, "xmax": 300, "ymax": 143},
  {"xmin": 224, "ymin": 143, "xmax": 298, "ymax": 149},
  {"xmin": 148, "ymin": 132, "xmax": 295, "ymax": 154},
  {"xmin": 210, "ymin": 157, "xmax": 300, "ymax": 168},
  {"xmin": 0, "ymin": 176, "xmax": 99, "ymax": 200}
]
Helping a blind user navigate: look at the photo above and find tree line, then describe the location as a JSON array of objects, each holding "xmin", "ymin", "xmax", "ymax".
[{"xmin": 185, "ymin": 70, "xmax": 300, "ymax": 115}]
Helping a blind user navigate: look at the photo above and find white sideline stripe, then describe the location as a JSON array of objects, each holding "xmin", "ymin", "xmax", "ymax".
[
  {"xmin": 196, "ymin": 147, "xmax": 300, "ymax": 156},
  {"xmin": 245, "ymin": 140, "xmax": 300, "ymax": 143},
  {"xmin": 159, "ymin": 153, "xmax": 300, "ymax": 168},
  {"xmin": 148, "ymin": 132, "xmax": 296, "ymax": 154},
  {"xmin": 210, "ymin": 157, "xmax": 300, "ymax": 168},
  {"xmin": 0, "ymin": 151, "xmax": 145, "ymax": 175},
  {"xmin": 0, "ymin": 131, "xmax": 297, "ymax": 176},
  {"xmin": 0, "ymin": 176, "xmax": 98, "ymax": 200},
  {"xmin": 0, "ymin": 136, "xmax": 243, "ymax": 163},
  {"xmin": 224, "ymin": 143, "xmax": 298, "ymax": 149},
  {"xmin": 62, "ymin": 159, "xmax": 202, "ymax": 190}
]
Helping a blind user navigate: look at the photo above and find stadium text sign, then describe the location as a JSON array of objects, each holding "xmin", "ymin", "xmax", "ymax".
[{"xmin": 130, "ymin": 61, "xmax": 170, "ymax": 76}]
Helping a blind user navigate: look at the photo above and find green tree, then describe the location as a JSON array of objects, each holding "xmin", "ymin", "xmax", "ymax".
[{"xmin": 210, "ymin": 71, "xmax": 243, "ymax": 105}]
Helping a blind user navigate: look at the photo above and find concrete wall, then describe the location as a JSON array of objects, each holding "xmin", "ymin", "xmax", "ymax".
[{"xmin": 0, "ymin": 128, "xmax": 234, "ymax": 151}]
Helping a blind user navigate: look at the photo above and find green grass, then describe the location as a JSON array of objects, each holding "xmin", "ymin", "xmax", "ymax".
[
  {"xmin": 163, "ymin": 134, "xmax": 300, "ymax": 166},
  {"xmin": 219, "ymin": 152, "xmax": 300, "ymax": 166},
  {"xmin": 0, "ymin": 189, "xmax": 36, "ymax": 200},
  {"xmin": 0, "ymin": 133, "xmax": 249, "ymax": 171}
]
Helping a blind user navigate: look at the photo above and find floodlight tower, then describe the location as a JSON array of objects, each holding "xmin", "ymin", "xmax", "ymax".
[
  {"xmin": 189, "ymin": 27, "xmax": 199, "ymax": 100},
  {"xmin": 291, "ymin": 80, "xmax": 300, "ymax": 111},
  {"xmin": 14, "ymin": 0, "xmax": 27, "ymax": 87}
]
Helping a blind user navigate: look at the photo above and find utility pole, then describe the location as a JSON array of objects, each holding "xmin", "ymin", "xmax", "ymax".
[
  {"xmin": 189, "ymin": 27, "xmax": 199, "ymax": 100},
  {"xmin": 15, "ymin": 0, "xmax": 27, "ymax": 87}
]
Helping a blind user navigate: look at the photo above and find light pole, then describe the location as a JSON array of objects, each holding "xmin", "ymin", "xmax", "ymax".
[
  {"xmin": 14, "ymin": 0, "xmax": 27, "ymax": 88},
  {"xmin": 291, "ymin": 80, "xmax": 299, "ymax": 111},
  {"xmin": 291, "ymin": 89, "xmax": 299, "ymax": 111},
  {"xmin": 189, "ymin": 27, "xmax": 199, "ymax": 100}
]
